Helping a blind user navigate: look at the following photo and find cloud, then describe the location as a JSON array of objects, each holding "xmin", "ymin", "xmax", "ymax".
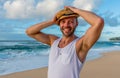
[
  {"xmin": 73, "ymin": 0, "xmax": 100, "ymax": 11},
  {"xmin": 3, "ymin": 0, "xmax": 120, "ymax": 26},
  {"xmin": 72, "ymin": 0, "xmax": 101, "ymax": 26},
  {"xmin": 3, "ymin": 0, "xmax": 64, "ymax": 19},
  {"xmin": 3, "ymin": 0, "xmax": 35, "ymax": 19},
  {"xmin": 100, "ymin": 11, "xmax": 120, "ymax": 26},
  {"xmin": 2, "ymin": 0, "xmax": 101, "ymax": 19},
  {"xmin": 35, "ymin": 0, "xmax": 64, "ymax": 19}
]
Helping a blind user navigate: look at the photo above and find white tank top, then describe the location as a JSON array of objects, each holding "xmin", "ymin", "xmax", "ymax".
[{"xmin": 48, "ymin": 38, "xmax": 83, "ymax": 78}]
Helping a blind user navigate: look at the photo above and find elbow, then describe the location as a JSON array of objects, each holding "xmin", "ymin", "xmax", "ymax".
[
  {"xmin": 97, "ymin": 17, "xmax": 104, "ymax": 27},
  {"xmin": 25, "ymin": 28, "xmax": 32, "ymax": 36},
  {"xmin": 26, "ymin": 28, "xmax": 40, "ymax": 37}
]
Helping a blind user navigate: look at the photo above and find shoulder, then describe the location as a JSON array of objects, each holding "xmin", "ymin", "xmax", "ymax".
[{"xmin": 49, "ymin": 35, "xmax": 59, "ymax": 46}]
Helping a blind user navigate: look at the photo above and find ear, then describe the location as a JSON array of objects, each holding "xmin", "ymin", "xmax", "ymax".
[{"xmin": 76, "ymin": 19, "xmax": 78, "ymax": 26}]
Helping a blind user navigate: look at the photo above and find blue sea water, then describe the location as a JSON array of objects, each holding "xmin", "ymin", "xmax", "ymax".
[{"xmin": 0, "ymin": 40, "xmax": 120, "ymax": 75}]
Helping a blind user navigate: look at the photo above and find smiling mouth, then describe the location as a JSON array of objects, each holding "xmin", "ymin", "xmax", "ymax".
[{"xmin": 63, "ymin": 28, "xmax": 71, "ymax": 32}]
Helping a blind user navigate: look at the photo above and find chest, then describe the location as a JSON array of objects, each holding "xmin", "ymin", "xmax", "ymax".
[
  {"xmin": 58, "ymin": 42, "xmax": 70, "ymax": 48},
  {"xmin": 49, "ymin": 44, "xmax": 76, "ymax": 65}
]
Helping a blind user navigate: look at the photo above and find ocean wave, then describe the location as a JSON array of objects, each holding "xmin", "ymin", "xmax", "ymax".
[
  {"xmin": 0, "ymin": 41, "xmax": 50, "ymax": 61},
  {"xmin": 112, "ymin": 42, "xmax": 120, "ymax": 45},
  {"xmin": 0, "ymin": 44, "xmax": 50, "ymax": 52},
  {"xmin": 0, "ymin": 41, "xmax": 120, "ymax": 75}
]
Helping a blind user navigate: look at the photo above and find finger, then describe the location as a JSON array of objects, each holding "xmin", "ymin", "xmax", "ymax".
[{"xmin": 64, "ymin": 6, "xmax": 71, "ymax": 9}]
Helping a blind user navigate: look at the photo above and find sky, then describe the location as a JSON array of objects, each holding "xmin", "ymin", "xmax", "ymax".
[{"xmin": 0, "ymin": 0, "xmax": 120, "ymax": 41}]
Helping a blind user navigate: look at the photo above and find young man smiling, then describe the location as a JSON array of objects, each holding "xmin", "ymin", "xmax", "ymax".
[{"xmin": 26, "ymin": 6, "xmax": 104, "ymax": 78}]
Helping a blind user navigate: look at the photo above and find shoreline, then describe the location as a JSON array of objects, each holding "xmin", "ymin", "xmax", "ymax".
[{"xmin": 0, "ymin": 51, "xmax": 120, "ymax": 78}]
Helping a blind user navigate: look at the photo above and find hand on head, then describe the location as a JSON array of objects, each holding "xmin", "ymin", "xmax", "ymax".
[
  {"xmin": 53, "ymin": 6, "xmax": 79, "ymax": 25},
  {"xmin": 64, "ymin": 6, "xmax": 78, "ymax": 13}
]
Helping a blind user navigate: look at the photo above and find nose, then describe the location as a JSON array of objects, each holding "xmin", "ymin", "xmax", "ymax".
[{"xmin": 64, "ymin": 22, "xmax": 70, "ymax": 27}]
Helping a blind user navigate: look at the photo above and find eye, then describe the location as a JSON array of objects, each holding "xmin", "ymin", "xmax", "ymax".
[
  {"xmin": 70, "ymin": 21, "xmax": 74, "ymax": 23},
  {"xmin": 60, "ymin": 20, "xmax": 65, "ymax": 24},
  {"xmin": 68, "ymin": 20, "xmax": 74, "ymax": 24}
]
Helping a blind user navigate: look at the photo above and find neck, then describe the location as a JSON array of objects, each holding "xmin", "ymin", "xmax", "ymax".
[
  {"xmin": 61, "ymin": 35, "xmax": 77, "ymax": 43},
  {"xmin": 58, "ymin": 35, "xmax": 77, "ymax": 48}
]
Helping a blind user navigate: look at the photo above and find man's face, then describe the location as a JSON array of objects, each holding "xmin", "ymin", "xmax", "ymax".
[{"xmin": 59, "ymin": 17, "xmax": 78, "ymax": 37}]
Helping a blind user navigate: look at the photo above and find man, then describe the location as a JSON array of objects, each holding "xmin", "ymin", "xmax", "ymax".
[{"xmin": 26, "ymin": 6, "xmax": 104, "ymax": 78}]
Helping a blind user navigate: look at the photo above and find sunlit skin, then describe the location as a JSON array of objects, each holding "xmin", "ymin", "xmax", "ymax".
[{"xmin": 59, "ymin": 17, "xmax": 78, "ymax": 37}]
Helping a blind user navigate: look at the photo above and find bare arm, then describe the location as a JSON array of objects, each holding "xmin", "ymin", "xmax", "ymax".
[
  {"xmin": 65, "ymin": 6, "xmax": 104, "ymax": 62},
  {"xmin": 26, "ymin": 20, "xmax": 58, "ymax": 46}
]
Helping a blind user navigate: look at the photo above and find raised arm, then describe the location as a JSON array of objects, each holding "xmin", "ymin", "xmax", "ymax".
[
  {"xmin": 65, "ymin": 6, "xmax": 104, "ymax": 62},
  {"xmin": 26, "ymin": 19, "xmax": 58, "ymax": 46}
]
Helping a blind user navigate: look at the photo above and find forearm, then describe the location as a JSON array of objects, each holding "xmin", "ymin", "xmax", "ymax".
[
  {"xmin": 26, "ymin": 20, "xmax": 55, "ymax": 35},
  {"xmin": 76, "ymin": 9, "xmax": 103, "ymax": 26},
  {"xmin": 65, "ymin": 6, "xmax": 103, "ymax": 26}
]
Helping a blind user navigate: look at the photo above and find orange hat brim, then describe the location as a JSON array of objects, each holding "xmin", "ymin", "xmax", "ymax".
[{"xmin": 56, "ymin": 14, "xmax": 79, "ymax": 25}]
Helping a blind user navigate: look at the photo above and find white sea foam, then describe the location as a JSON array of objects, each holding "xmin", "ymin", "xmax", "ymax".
[
  {"xmin": 0, "ymin": 54, "xmax": 48, "ymax": 75},
  {"xmin": 113, "ymin": 42, "xmax": 120, "ymax": 45},
  {"xmin": 0, "ymin": 41, "xmax": 120, "ymax": 76}
]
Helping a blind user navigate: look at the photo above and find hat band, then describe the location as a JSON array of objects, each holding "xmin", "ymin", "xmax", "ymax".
[
  {"xmin": 63, "ymin": 13, "xmax": 75, "ymax": 16},
  {"xmin": 57, "ymin": 13, "xmax": 78, "ymax": 20}
]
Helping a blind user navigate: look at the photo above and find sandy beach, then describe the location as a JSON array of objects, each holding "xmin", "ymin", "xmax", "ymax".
[{"xmin": 0, "ymin": 51, "xmax": 120, "ymax": 78}]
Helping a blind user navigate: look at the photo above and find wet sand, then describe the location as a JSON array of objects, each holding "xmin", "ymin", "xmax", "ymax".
[{"xmin": 0, "ymin": 51, "xmax": 120, "ymax": 78}]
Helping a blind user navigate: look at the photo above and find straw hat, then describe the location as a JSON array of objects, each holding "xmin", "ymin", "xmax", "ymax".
[{"xmin": 56, "ymin": 8, "xmax": 79, "ymax": 25}]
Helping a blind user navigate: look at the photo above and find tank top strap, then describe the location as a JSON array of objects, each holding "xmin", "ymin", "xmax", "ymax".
[
  {"xmin": 52, "ymin": 38, "xmax": 61, "ymax": 46},
  {"xmin": 52, "ymin": 37, "xmax": 79, "ymax": 49},
  {"xmin": 71, "ymin": 38, "xmax": 79, "ymax": 46}
]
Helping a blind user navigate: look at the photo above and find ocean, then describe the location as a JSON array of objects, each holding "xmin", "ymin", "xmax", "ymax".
[{"xmin": 0, "ymin": 40, "xmax": 120, "ymax": 75}]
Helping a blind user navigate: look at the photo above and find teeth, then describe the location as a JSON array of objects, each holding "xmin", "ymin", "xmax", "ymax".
[
  {"xmin": 65, "ymin": 28, "xmax": 69, "ymax": 30},
  {"xmin": 65, "ymin": 28, "xmax": 70, "ymax": 31},
  {"xmin": 64, "ymin": 28, "xmax": 71, "ymax": 33}
]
